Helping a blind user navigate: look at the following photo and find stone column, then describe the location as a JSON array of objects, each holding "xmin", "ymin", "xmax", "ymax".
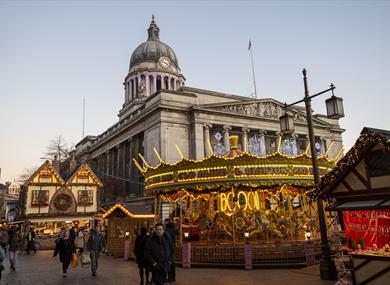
[
  {"xmin": 259, "ymin": 130, "xmax": 266, "ymax": 155},
  {"xmin": 203, "ymin": 124, "xmax": 212, "ymax": 156},
  {"xmin": 172, "ymin": 78, "xmax": 176, "ymax": 90},
  {"xmin": 191, "ymin": 123, "xmax": 205, "ymax": 160},
  {"xmin": 242, "ymin": 127, "xmax": 249, "ymax": 152},
  {"xmin": 154, "ymin": 74, "xmax": 158, "ymax": 93},
  {"xmin": 145, "ymin": 73, "xmax": 150, "ymax": 97},
  {"xmin": 105, "ymin": 151, "xmax": 110, "ymax": 174},
  {"xmin": 116, "ymin": 145, "xmax": 120, "ymax": 177},
  {"xmin": 320, "ymin": 137, "xmax": 326, "ymax": 154},
  {"xmin": 275, "ymin": 131, "xmax": 282, "ymax": 153},
  {"xmin": 223, "ymin": 126, "xmax": 232, "ymax": 150},
  {"xmin": 291, "ymin": 133, "xmax": 298, "ymax": 156}
]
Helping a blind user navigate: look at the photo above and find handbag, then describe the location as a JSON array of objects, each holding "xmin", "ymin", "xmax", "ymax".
[
  {"xmin": 81, "ymin": 251, "xmax": 91, "ymax": 267},
  {"xmin": 71, "ymin": 253, "xmax": 78, "ymax": 268}
]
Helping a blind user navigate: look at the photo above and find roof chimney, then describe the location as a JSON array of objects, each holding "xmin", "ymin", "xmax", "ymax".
[
  {"xmin": 52, "ymin": 154, "xmax": 61, "ymax": 174},
  {"xmin": 69, "ymin": 151, "xmax": 77, "ymax": 174}
]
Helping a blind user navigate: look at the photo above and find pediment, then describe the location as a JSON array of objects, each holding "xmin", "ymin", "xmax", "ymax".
[{"xmin": 199, "ymin": 99, "xmax": 329, "ymax": 126}]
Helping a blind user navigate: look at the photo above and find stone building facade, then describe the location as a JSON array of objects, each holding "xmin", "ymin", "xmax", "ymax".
[{"xmin": 75, "ymin": 17, "xmax": 344, "ymax": 202}]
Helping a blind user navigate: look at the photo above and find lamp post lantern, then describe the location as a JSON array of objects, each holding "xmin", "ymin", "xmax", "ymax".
[{"xmin": 280, "ymin": 69, "xmax": 344, "ymax": 280}]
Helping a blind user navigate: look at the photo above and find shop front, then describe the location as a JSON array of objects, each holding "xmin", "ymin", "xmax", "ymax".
[
  {"xmin": 314, "ymin": 127, "xmax": 390, "ymax": 285},
  {"xmin": 103, "ymin": 203, "xmax": 154, "ymax": 256}
]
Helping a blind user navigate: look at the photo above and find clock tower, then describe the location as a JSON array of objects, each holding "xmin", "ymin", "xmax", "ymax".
[{"xmin": 119, "ymin": 16, "xmax": 186, "ymax": 120}]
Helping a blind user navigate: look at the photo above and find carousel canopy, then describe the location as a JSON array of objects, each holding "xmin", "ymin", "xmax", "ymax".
[{"xmin": 135, "ymin": 136, "xmax": 337, "ymax": 194}]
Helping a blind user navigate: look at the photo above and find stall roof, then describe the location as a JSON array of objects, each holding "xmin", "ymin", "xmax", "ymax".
[
  {"xmin": 102, "ymin": 203, "xmax": 155, "ymax": 219},
  {"xmin": 313, "ymin": 127, "xmax": 390, "ymax": 200},
  {"xmin": 327, "ymin": 199, "xmax": 390, "ymax": 211}
]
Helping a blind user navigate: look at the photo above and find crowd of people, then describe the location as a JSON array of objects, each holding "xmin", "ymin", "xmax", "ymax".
[
  {"xmin": 0, "ymin": 220, "xmax": 177, "ymax": 285},
  {"xmin": 0, "ymin": 224, "xmax": 107, "ymax": 280},
  {"xmin": 134, "ymin": 219, "xmax": 178, "ymax": 285}
]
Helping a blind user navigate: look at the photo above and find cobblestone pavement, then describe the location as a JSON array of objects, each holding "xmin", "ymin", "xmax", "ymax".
[{"xmin": 1, "ymin": 251, "xmax": 334, "ymax": 285}]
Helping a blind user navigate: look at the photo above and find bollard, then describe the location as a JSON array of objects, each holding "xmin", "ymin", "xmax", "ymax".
[
  {"xmin": 182, "ymin": 242, "xmax": 191, "ymax": 268},
  {"xmin": 304, "ymin": 240, "xmax": 316, "ymax": 266},
  {"xmin": 244, "ymin": 243, "xmax": 252, "ymax": 270},
  {"xmin": 124, "ymin": 239, "xmax": 130, "ymax": 260}
]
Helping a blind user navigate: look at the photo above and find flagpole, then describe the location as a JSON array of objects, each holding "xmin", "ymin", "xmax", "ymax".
[{"xmin": 249, "ymin": 39, "xmax": 258, "ymax": 99}]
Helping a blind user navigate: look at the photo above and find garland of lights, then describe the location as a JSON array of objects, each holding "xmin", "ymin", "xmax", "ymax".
[{"xmin": 313, "ymin": 133, "xmax": 390, "ymax": 200}]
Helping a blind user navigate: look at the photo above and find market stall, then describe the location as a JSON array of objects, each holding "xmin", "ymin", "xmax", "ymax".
[
  {"xmin": 314, "ymin": 127, "xmax": 390, "ymax": 285},
  {"xmin": 102, "ymin": 203, "xmax": 154, "ymax": 256},
  {"xmin": 135, "ymin": 135, "xmax": 340, "ymax": 265}
]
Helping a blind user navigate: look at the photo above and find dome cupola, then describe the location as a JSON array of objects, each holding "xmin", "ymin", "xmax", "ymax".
[{"xmin": 129, "ymin": 16, "xmax": 180, "ymax": 70}]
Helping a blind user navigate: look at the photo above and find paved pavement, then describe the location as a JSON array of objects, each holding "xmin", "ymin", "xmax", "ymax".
[{"xmin": 1, "ymin": 251, "xmax": 334, "ymax": 285}]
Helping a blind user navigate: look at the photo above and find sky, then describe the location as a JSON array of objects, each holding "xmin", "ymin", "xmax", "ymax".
[{"xmin": 0, "ymin": 0, "xmax": 389, "ymax": 183}]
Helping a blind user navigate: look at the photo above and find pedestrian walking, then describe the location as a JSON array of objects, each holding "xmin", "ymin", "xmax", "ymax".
[
  {"xmin": 53, "ymin": 230, "xmax": 76, "ymax": 277},
  {"xmin": 134, "ymin": 227, "xmax": 150, "ymax": 285},
  {"xmin": 69, "ymin": 226, "xmax": 76, "ymax": 243},
  {"xmin": 76, "ymin": 227, "xmax": 85, "ymax": 254},
  {"xmin": 86, "ymin": 226, "xmax": 106, "ymax": 276},
  {"xmin": 0, "ymin": 245, "xmax": 5, "ymax": 280},
  {"xmin": 164, "ymin": 219, "xmax": 178, "ymax": 283},
  {"xmin": 26, "ymin": 228, "xmax": 36, "ymax": 254},
  {"xmin": 144, "ymin": 223, "xmax": 174, "ymax": 285},
  {"xmin": 8, "ymin": 227, "xmax": 21, "ymax": 271},
  {"xmin": 0, "ymin": 227, "xmax": 9, "ymax": 254}
]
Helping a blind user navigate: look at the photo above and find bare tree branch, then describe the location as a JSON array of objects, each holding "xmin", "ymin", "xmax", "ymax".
[
  {"xmin": 17, "ymin": 166, "xmax": 39, "ymax": 183},
  {"xmin": 44, "ymin": 135, "xmax": 74, "ymax": 162}
]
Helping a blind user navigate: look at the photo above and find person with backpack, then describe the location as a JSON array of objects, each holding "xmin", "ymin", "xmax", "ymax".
[
  {"xmin": 134, "ymin": 227, "xmax": 150, "ymax": 285},
  {"xmin": 86, "ymin": 226, "xmax": 106, "ymax": 276}
]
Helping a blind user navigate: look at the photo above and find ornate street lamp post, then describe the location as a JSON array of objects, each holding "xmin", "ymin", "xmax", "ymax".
[{"xmin": 280, "ymin": 69, "xmax": 344, "ymax": 280}]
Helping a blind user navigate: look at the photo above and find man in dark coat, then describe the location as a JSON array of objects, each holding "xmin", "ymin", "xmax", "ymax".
[
  {"xmin": 164, "ymin": 219, "xmax": 178, "ymax": 282},
  {"xmin": 86, "ymin": 226, "xmax": 106, "ymax": 276},
  {"xmin": 134, "ymin": 227, "xmax": 150, "ymax": 285},
  {"xmin": 8, "ymin": 227, "xmax": 21, "ymax": 271},
  {"xmin": 53, "ymin": 230, "xmax": 76, "ymax": 277},
  {"xmin": 144, "ymin": 223, "xmax": 174, "ymax": 285}
]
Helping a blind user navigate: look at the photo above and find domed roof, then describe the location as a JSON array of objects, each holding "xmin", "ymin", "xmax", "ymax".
[{"xmin": 129, "ymin": 16, "xmax": 179, "ymax": 70}]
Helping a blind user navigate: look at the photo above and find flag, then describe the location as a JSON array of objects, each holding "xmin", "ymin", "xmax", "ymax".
[{"xmin": 248, "ymin": 39, "xmax": 252, "ymax": 50}]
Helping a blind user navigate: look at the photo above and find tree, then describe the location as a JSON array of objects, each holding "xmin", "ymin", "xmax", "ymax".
[
  {"xmin": 44, "ymin": 135, "xmax": 74, "ymax": 162},
  {"xmin": 17, "ymin": 166, "xmax": 39, "ymax": 183}
]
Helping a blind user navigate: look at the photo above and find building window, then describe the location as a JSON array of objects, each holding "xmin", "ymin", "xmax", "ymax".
[
  {"xmin": 280, "ymin": 135, "xmax": 297, "ymax": 157},
  {"xmin": 210, "ymin": 127, "xmax": 225, "ymax": 155},
  {"xmin": 296, "ymin": 135, "xmax": 308, "ymax": 154},
  {"xmin": 265, "ymin": 131, "xmax": 278, "ymax": 154},
  {"xmin": 248, "ymin": 131, "xmax": 266, "ymax": 156},
  {"xmin": 78, "ymin": 190, "xmax": 93, "ymax": 206},
  {"xmin": 31, "ymin": 190, "xmax": 49, "ymax": 206}
]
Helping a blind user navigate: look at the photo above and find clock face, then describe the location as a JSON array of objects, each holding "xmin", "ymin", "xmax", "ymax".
[{"xmin": 159, "ymin": 57, "xmax": 171, "ymax": 69}]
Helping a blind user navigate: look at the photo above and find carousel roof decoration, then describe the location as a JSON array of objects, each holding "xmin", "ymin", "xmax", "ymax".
[
  {"xmin": 134, "ymin": 135, "xmax": 340, "ymax": 194},
  {"xmin": 102, "ymin": 203, "xmax": 155, "ymax": 219},
  {"xmin": 312, "ymin": 127, "xmax": 390, "ymax": 200}
]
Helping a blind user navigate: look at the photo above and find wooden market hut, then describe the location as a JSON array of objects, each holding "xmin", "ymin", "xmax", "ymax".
[
  {"xmin": 313, "ymin": 127, "xmax": 390, "ymax": 285},
  {"xmin": 103, "ymin": 203, "xmax": 155, "ymax": 256}
]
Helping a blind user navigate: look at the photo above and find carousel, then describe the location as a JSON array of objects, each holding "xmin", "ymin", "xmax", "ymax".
[{"xmin": 135, "ymin": 136, "xmax": 341, "ymax": 265}]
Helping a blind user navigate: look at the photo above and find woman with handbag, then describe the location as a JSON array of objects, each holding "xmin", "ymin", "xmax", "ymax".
[
  {"xmin": 53, "ymin": 230, "xmax": 76, "ymax": 277},
  {"xmin": 76, "ymin": 227, "xmax": 85, "ymax": 254}
]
